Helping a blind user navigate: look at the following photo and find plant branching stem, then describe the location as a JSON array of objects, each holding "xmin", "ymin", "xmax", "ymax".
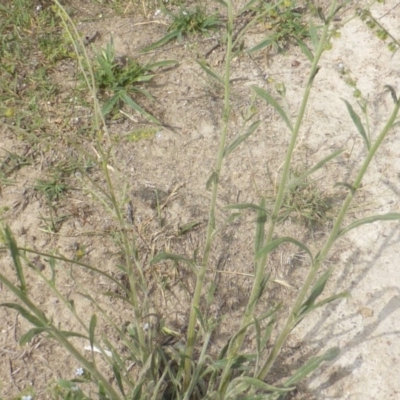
[
  {"xmin": 183, "ymin": 0, "xmax": 234, "ymax": 389},
  {"xmin": 257, "ymin": 88, "xmax": 400, "ymax": 379},
  {"xmin": 219, "ymin": 1, "xmax": 338, "ymax": 392}
]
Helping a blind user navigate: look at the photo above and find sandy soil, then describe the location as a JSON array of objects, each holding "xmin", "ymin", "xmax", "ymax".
[{"xmin": 1, "ymin": 0, "xmax": 400, "ymax": 398}]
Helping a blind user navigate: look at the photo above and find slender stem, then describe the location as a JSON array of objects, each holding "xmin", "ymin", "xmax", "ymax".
[
  {"xmin": 230, "ymin": 0, "xmax": 337, "ymax": 364},
  {"xmin": 257, "ymin": 82, "xmax": 400, "ymax": 381},
  {"xmin": 183, "ymin": 0, "xmax": 234, "ymax": 388}
]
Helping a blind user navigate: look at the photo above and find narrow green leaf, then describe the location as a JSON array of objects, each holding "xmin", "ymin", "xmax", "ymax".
[
  {"xmin": 89, "ymin": 314, "xmax": 97, "ymax": 351},
  {"xmin": 312, "ymin": 291, "xmax": 350, "ymax": 310},
  {"xmin": 385, "ymin": 84, "xmax": 398, "ymax": 104},
  {"xmin": 113, "ymin": 362, "xmax": 125, "ymax": 396},
  {"xmin": 194, "ymin": 307, "xmax": 206, "ymax": 331},
  {"xmin": 57, "ymin": 379, "xmax": 79, "ymax": 390},
  {"xmin": 206, "ymin": 171, "xmax": 218, "ymax": 189},
  {"xmin": 341, "ymin": 98, "xmax": 370, "ymax": 150},
  {"xmin": 225, "ymin": 202, "xmax": 269, "ymax": 214},
  {"xmin": 131, "ymin": 381, "xmax": 144, "ymax": 400},
  {"xmin": 59, "ymin": 331, "xmax": 89, "ymax": 340},
  {"xmin": 102, "ymin": 92, "xmax": 121, "ymax": 116},
  {"xmin": 283, "ymin": 347, "xmax": 340, "ymax": 387},
  {"xmin": 141, "ymin": 31, "xmax": 180, "ymax": 52},
  {"xmin": 20, "ymin": 327, "xmax": 48, "ymax": 346},
  {"xmin": 238, "ymin": 376, "xmax": 294, "ymax": 393},
  {"xmin": 287, "ymin": 149, "xmax": 344, "ymax": 190},
  {"xmin": 150, "ymin": 251, "xmax": 194, "ymax": 266},
  {"xmin": 1, "ymin": 303, "xmax": 45, "ymax": 327},
  {"xmin": 300, "ymin": 268, "xmax": 333, "ymax": 313},
  {"xmin": 4, "ymin": 226, "xmax": 26, "ymax": 291},
  {"xmin": 247, "ymin": 37, "xmax": 274, "ymax": 54},
  {"xmin": 295, "ymin": 291, "xmax": 349, "ymax": 327},
  {"xmin": 296, "ymin": 38, "xmax": 314, "ymax": 62},
  {"xmin": 255, "ymin": 198, "xmax": 267, "ymax": 256},
  {"xmin": 256, "ymin": 237, "xmax": 313, "ymax": 263},
  {"xmin": 223, "ymin": 120, "xmax": 261, "ymax": 157},
  {"xmin": 120, "ymin": 91, "xmax": 161, "ymax": 124},
  {"xmin": 197, "ymin": 60, "xmax": 224, "ymax": 85},
  {"xmin": 252, "ymin": 86, "xmax": 293, "ymax": 132},
  {"xmin": 135, "ymin": 74, "xmax": 155, "ymax": 83},
  {"xmin": 334, "ymin": 181, "xmax": 356, "ymax": 193},
  {"xmin": 338, "ymin": 213, "xmax": 400, "ymax": 237}
]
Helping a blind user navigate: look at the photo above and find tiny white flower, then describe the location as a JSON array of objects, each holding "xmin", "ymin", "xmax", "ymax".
[
  {"xmin": 154, "ymin": 9, "xmax": 161, "ymax": 16},
  {"xmin": 143, "ymin": 323, "xmax": 150, "ymax": 331},
  {"xmin": 75, "ymin": 367, "xmax": 84, "ymax": 376},
  {"xmin": 21, "ymin": 396, "xmax": 33, "ymax": 400}
]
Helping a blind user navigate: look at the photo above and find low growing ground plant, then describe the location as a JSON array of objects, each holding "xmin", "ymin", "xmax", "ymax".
[
  {"xmin": 1, "ymin": 0, "xmax": 400, "ymax": 399},
  {"xmin": 142, "ymin": 5, "xmax": 221, "ymax": 51},
  {"xmin": 93, "ymin": 39, "xmax": 177, "ymax": 121}
]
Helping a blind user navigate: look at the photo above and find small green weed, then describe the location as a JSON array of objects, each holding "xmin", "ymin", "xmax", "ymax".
[
  {"xmin": 34, "ymin": 175, "xmax": 68, "ymax": 201},
  {"xmin": 94, "ymin": 39, "xmax": 176, "ymax": 122},
  {"xmin": 142, "ymin": 6, "xmax": 221, "ymax": 51},
  {"xmin": 280, "ymin": 170, "xmax": 334, "ymax": 227},
  {"xmin": 248, "ymin": 0, "xmax": 310, "ymax": 53}
]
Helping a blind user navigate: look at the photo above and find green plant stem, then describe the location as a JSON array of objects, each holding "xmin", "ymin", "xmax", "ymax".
[
  {"xmin": 257, "ymin": 92, "xmax": 400, "ymax": 380},
  {"xmin": 54, "ymin": 0, "xmax": 147, "ymax": 363},
  {"xmin": 183, "ymin": 0, "xmax": 234, "ymax": 389},
  {"xmin": 219, "ymin": 1, "xmax": 338, "ymax": 393},
  {"xmin": 0, "ymin": 272, "xmax": 121, "ymax": 399}
]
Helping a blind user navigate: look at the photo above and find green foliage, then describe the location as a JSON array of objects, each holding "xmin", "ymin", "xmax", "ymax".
[
  {"xmin": 248, "ymin": 0, "xmax": 310, "ymax": 53},
  {"xmin": 94, "ymin": 39, "xmax": 176, "ymax": 122},
  {"xmin": 142, "ymin": 6, "xmax": 221, "ymax": 51},
  {"xmin": 280, "ymin": 169, "xmax": 334, "ymax": 227},
  {"xmin": 2, "ymin": 1, "xmax": 400, "ymax": 399},
  {"xmin": 34, "ymin": 175, "xmax": 68, "ymax": 201},
  {"xmin": 357, "ymin": 8, "xmax": 400, "ymax": 53}
]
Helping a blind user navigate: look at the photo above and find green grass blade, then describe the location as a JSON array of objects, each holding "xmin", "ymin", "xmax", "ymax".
[
  {"xmin": 120, "ymin": 91, "xmax": 161, "ymax": 124},
  {"xmin": 197, "ymin": 60, "xmax": 224, "ymax": 85},
  {"xmin": 236, "ymin": 376, "xmax": 295, "ymax": 393},
  {"xmin": 141, "ymin": 31, "xmax": 180, "ymax": 52},
  {"xmin": 225, "ymin": 202, "xmax": 269, "ymax": 214},
  {"xmin": 89, "ymin": 314, "xmax": 97, "ymax": 351},
  {"xmin": 112, "ymin": 361, "xmax": 125, "ymax": 396},
  {"xmin": 252, "ymin": 86, "xmax": 293, "ymax": 132},
  {"xmin": 341, "ymin": 98, "xmax": 370, "ymax": 150},
  {"xmin": 1, "ymin": 303, "xmax": 45, "ymax": 327},
  {"xmin": 284, "ymin": 347, "xmax": 340, "ymax": 387},
  {"xmin": 255, "ymin": 198, "xmax": 267, "ymax": 256},
  {"xmin": 247, "ymin": 36, "xmax": 274, "ymax": 54},
  {"xmin": 206, "ymin": 171, "xmax": 218, "ymax": 189},
  {"xmin": 4, "ymin": 225, "xmax": 26, "ymax": 291},
  {"xmin": 299, "ymin": 268, "xmax": 333, "ymax": 313},
  {"xmin": 296, "ymin": 38, "xmax": 314, "ymax": 62},
  {"xmin": 338, "ymin": 213, "xmax": 400, "ymax": 237},
  {"xmin": 151, "ymin": 251, "xmax": 194, "ymax": 267},
  {"xmin": 19, "ymin": 327, "xmax": 48, "ymax": 346},
  {"xmin": 102, "ymin": 92, "xmax": 121, "ymax": 116},
  {"xmin": 256, "ymin": 237, "xmax": 313, "ymax": 263},
  {"xmin": 223, "ymin": 120, "xmax": 261, "ymax": 157},
  {"xmin": 287, "ymin": 149, "xmax": 344, "ymax": 189}
]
